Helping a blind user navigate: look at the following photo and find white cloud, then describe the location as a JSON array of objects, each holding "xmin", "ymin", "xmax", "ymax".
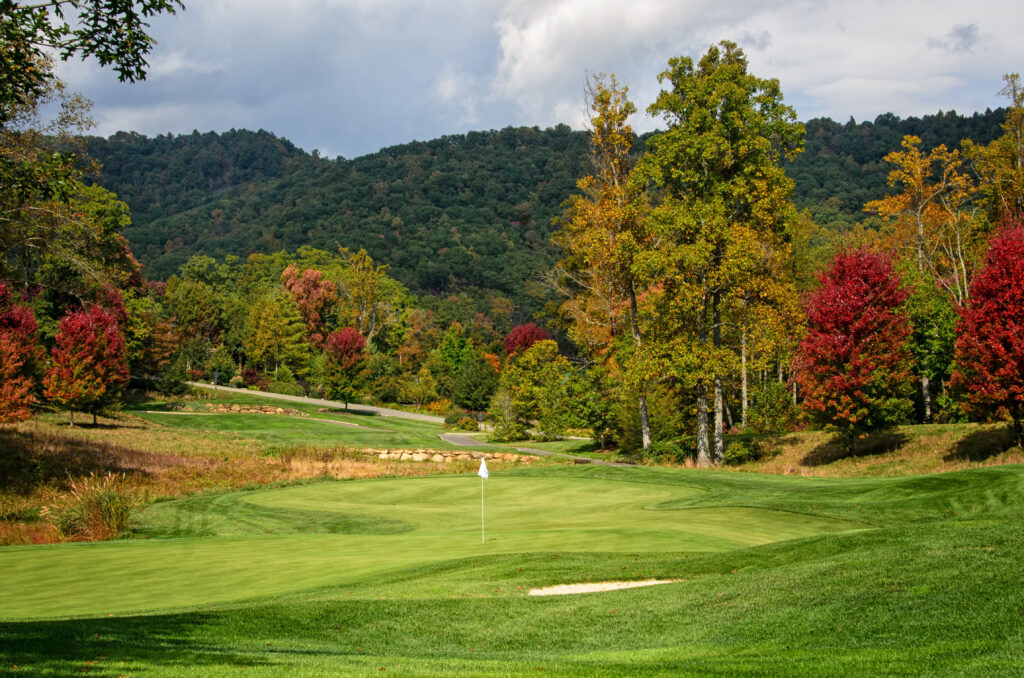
[{"xmin": 49, "ymin": 0, "xmax": 1024, "ymax": 157}]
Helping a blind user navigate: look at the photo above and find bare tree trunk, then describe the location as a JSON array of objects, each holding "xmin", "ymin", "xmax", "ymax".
[
  {"xmin": 628, "ymin": 284, "xmax": 651, "ymax": 453},
  {"xmin": 741, "ymin": 329, "xmax": 748, "ymax": 429},
  {"xmin": 712, "ymin": 289, "xmax": 724, "ymax": 464},
  {"xmin": 696, "ymin": 380, "xmax": 710, "ymax": 467},
  {"xmin": 69, "ymin": 411, "xmax": 74, "ymax": 427},
  {"xmin": 713, "ymin": 376, "xmax": 724, "ymax": 464},
  {"xmin": 724, "ymin": 395, "xmax": 734, "ymax": 430},
  {"xmin": 922, "ymin": 375, "xmax": 932, "ymax": 422}
]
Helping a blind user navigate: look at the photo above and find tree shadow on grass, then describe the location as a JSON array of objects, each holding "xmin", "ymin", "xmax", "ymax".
[
  {"xmin": 801, "ymin": 431, "xmax": 910, "ymax": 466},
  {"xmin": 0, "ymin": 429, "xmax": 161, "ymax": 495},
  {"xmin": 0, "ymin": 612, "xmax": 274, "ymax": 676},
  {"xmin": 945, "ymin": 425, "xmax": 1018, "ymax": 462}
]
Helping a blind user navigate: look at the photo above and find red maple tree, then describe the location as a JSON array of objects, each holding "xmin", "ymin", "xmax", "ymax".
[
  {"xmin": 952, "ymin": 216, "xmax": 1024, "ymax": 445},
  {"xmin": 282, "ymin": 264, "xmax": 337, "ymax": 348},
  {"xmin": 795, "ymin": 249, "xmax": 914, "ymax": 439},
  {"xmin": 43, "ymin": 305, "xmax": 130, "ymax": 425},
  {"xmin": 0, "ymin": 283, "xmax": 41, "ymax": 423},
  {"xmin": 323, "ymin": 327, "xmax": 367, "ymax": 410},
  {"xmin": 503, "ymin": 323, "xmax": 549, "ymax": 357}
]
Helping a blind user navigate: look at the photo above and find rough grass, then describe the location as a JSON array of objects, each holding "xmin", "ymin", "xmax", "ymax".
[
  {"xmin": 728, "ymin": 422, "xmax": 1024, "ymax": 477},
  {"xmin": 0, "ymin": 404, "xmax": 530, "ymax": 545}
]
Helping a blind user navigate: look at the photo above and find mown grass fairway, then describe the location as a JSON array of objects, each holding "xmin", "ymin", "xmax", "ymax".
[
  {"xmin": 3, "ymin": 464, "xmax": 1024, "ymax": 675},
  {"xmin": 0, "ymin": 471, "xmax": 864, "ymax": 619}
]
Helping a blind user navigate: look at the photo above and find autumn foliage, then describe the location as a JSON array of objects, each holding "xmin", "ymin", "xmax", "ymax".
[
  {"xmin": 324, "ymin": 327, "xmax": 367, "ymax": 407},
  {"xmin": 952, "ymin": 217, "xmax": 1024, "ymax": 444},
  {"xmin": 42, "ymin": 306, "xmax": 130, "ymax": 424},
  {"xmin": 0, "ymin": 283, "xmax": 40, "ymax": 423},
  {"xmin": 281, "ymin": 264, "xmax": 337, "ymax": 348},
  {"xmin": 796, "ymin": 250, "xmax": 914, "ymax": 438},
  {"xmin": 503, "ymin": 323, "xmax": 549, "ymax": 357}
]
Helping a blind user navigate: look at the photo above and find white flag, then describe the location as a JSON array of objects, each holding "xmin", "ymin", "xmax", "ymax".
[{"xmin": 478, "ymin": 458, "xmax": 489, "ymax": 480}]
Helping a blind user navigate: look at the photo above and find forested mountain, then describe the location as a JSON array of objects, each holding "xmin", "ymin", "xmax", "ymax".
[
  {"xmin": 85, "ymin": 109, "xmax": 1007, "ymax": 307},
  {"xmin": 86, "ymin": 126, "xmax": 591, "ymax": 312}
]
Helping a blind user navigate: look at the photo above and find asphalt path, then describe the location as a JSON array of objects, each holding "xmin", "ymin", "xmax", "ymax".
[{"xmin": 187, "ymin": 382, "xmax": 444, "ymax": 423}]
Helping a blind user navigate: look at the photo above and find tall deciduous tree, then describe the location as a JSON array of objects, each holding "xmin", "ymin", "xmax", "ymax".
[
  {"xmin": 952, "ymin": 217, "xmax": 1024, "ymax": 445},
  {"xmin": 337, "ymin": 247, "xmax": 407, "ymax": 350},
  {"xmin": 637, "ymin": 41, "xmax": 803, "ymax": 465},
  {"xmin": 502, "ymin": 322, "xmax": 549, "ymax": 357},
  {"xmin": 1, "ymin": 1, "xmax": 183, "ymax": 122},
  {"xmin": 554, "ymin": 74, "xmax": 652, "ymax": 452},
  {"xmin": 243, "ymin": 292, "xmax": 308, "ymax": 374},
  {"xmin": 495, "ymin": 339, "xmax": 573, "ymax": 441},
  {"xmin": 866, "ymin": 135, "xmax": 984, "ymax": 419},
  {"xmin": 0, "ymin": 281, "xmax": 40, "ymax": 423},
  {"xmin": 796, "ymin": 250, "xmax": 914, "ymax": 440},
  {"xmin": 324, "ymin": 327, "xmax": 367, "ymax": 410},
  {"xmin": 281, "ymin": 264, "xmax": 337, "ymax": 348},
  {"xmin": 42, "ymin": 305, "xmax": 129, "ymax": 425},
  {"xmin": 964, "ymin": 74, "xmax": 1024, "ymax": 222}
]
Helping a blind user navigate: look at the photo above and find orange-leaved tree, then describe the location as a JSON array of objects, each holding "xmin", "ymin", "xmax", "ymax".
[
  {"xmin": 0, "ymin": 282, "xmax": 41, "ymax": 423},
  {"xmin": 554, "ymin": 74, "xmax": 652, "ymax": 452}
]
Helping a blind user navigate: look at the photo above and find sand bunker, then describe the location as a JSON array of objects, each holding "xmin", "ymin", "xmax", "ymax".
[{"xmin": 528, "ymin": 579, "xmax": 680, "ymax": 596}]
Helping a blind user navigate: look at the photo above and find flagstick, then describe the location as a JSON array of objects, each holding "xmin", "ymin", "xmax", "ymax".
[{"xmin": 481, "ymin": 475, "xmax": 485, "ymax": 544}]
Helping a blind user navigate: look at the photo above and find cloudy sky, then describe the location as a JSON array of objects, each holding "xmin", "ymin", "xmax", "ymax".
[{"xmin": 53, "ymin": 0, "xmax": 1023, "ymax": 159}]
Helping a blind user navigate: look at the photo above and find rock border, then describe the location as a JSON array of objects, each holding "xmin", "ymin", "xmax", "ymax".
[{"xmin": 369, "ymin": 449, "xmax": 535, "ymax": 464}]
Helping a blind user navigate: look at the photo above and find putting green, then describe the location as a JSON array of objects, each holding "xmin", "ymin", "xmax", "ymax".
[{"xmin": 0, "ymin": 472, "xmax": 865, "ymax": 620}]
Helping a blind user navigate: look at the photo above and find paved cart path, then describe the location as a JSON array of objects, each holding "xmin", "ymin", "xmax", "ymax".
[{"xmin": 188, "ymin": 382, "xmax": 444, "ymax": 423}]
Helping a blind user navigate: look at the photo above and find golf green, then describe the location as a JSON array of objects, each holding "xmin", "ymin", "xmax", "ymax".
[{"xmin": 0, "ymin": 471, "xmax": 864, "ymax": 620}]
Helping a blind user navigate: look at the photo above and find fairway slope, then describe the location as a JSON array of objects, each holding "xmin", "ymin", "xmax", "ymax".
[{"xmin": 2, "ymin": 464, "xmax": 1023, "ymax": 676}]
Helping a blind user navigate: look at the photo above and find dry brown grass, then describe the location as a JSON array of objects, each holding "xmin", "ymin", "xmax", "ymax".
[
  {"xmin": 0, "ymin": 415, "xmax": 525, "ymax": 545},
  {"xmin": 732, "ymin": 423, "xmax": 1024, "ymax": 477}
]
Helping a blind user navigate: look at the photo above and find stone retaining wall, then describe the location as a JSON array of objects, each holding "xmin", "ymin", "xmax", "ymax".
[
  {"xmin": 369, "ymin": 449, "xmax": 535, "ymax": 464},
  {"xmin": 205, "ymin": 404, "xmax": 309, "ymax": 416}
]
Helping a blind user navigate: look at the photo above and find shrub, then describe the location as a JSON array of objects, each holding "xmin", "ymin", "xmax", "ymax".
[
  {"xmin": 266, "ymin": 381, "xmax": 305, "ymax": 396},
  {"xmin": 427, "ymin": 398, "xmax": 453, "ymax": 415},
  {"xmin": 241, "ymin": 367, "xmax": 262, "ymax": 387},
  {"xmin": 41, "ymin": 472, "xmax": 136, "ymax": 541},
  {"xmin": 228, "ymin": 375, "xmax": 245, "ymax": 388},
  {"xmin": 273, "ymin": 365, "xmax": 296, "ymax": 384},
  {"xmin": 723, "ymin": 437, "xmax": 766, "ymax": 466},
  {"xmin": 644, "ymin": 440, "xmax": 689, "ymax": 464},
  {"xmin": 444, "ymin": 408, "xmax": 478, "ymax": 431}
]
